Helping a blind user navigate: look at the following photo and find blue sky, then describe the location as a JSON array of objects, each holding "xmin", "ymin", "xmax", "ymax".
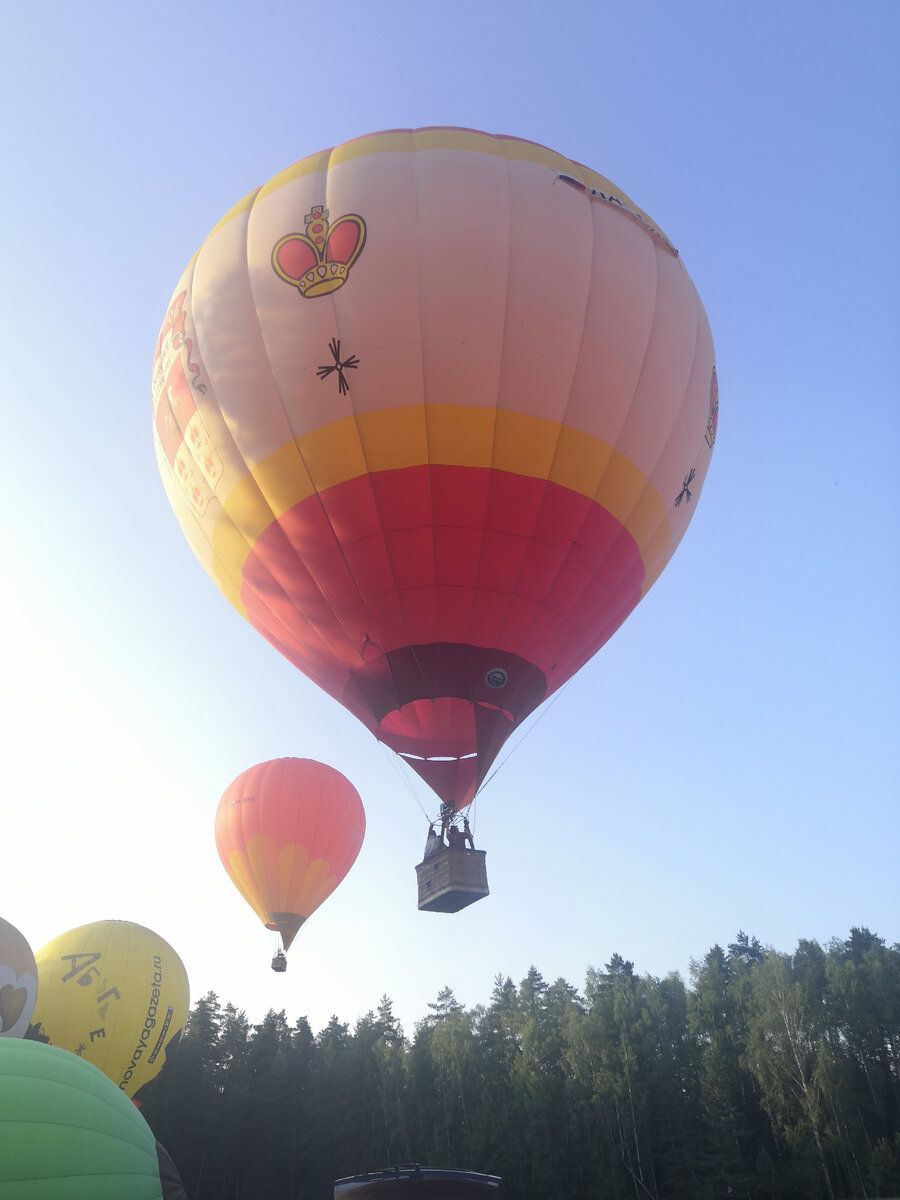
[{"xmin": 1, "ymin": 1, "xmax": 897, "ymax": 1036}]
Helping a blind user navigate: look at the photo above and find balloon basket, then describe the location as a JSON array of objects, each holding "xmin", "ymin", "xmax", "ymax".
[{"xmin": 416, "ymin": 847, "xmax": 489, "ymax": 913}]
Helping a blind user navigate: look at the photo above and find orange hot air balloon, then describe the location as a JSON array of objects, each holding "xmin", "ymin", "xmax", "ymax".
[
  {"xmin": 154, "ymin": 128, "xmax": 717, "ymax": 815},
  {"xmin": 215, "ymin": 758, "xmax": 365, "ymax": 961}
]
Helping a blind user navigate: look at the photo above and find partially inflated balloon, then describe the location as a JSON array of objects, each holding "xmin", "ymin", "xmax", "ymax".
[
  {"xmin": 153, "ymin": 128, "xmax": 717, "ymax": 810},
  {"xmin": 0, "ymin": 915, "xmax": 38, "ymax": 1037},
  {"xmin": 215, "ymin": 757, "xmax": 365, "ymax": 950},
  {"xmin": 0, "ymin": 1039, "xmax": 188, "ymax": 1199},
  {"xmin": 32, "ymin": 920, "xmax": 189, "ymax": 1098}
]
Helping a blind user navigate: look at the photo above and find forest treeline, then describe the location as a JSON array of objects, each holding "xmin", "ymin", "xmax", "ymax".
[{"xmin": 139, "ymin": 928, "xmax": 900, "ymax": 1200}]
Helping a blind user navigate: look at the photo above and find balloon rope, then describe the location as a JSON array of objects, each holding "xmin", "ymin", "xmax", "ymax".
[
  {"xmin": 375, "ymin": 740, "xmax": 433, "ymax": 821},
  {"xmin": 478, "ymin": 679, "xmax": 575, "ymax": 795}
]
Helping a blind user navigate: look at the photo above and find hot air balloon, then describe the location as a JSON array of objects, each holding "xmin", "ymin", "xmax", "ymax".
[
  {"xmin": 0, "ymin": 1038, "xmax": 188, "ymax": 1199},
  {"xmin": 0, "ymin": 915, "xmax": 38, "ymax": 1038},
  {"xmin": 31, "ymin": 920, "xmax": 189, "ymax": 1099},
  {"xmin": 153, "ymin": 127, "xmax": 717, "ymax": 872},
  {"xmin": 215, "ymin": 757, "xmax": 365, "ymax": 969}
]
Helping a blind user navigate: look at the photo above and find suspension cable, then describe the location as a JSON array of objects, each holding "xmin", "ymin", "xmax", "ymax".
[{"xmin": 478, "ymin": 679, "xmax": 575, "ymax": 795}]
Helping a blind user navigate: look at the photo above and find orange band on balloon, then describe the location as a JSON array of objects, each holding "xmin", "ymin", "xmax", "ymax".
[{"xmin": 211, "ymin": 404, "xmax": 670, "ymax": 617}]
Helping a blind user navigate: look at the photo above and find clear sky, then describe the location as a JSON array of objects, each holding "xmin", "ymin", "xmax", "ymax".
[{"xmin": 1, "ymin": 1, "xmax": 897, "ymax": 1038}]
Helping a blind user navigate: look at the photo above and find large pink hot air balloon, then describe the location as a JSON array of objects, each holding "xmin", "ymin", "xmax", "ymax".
[{"xmin": 153, "ymin": 127, "xmax": 717, "ymax": 816}]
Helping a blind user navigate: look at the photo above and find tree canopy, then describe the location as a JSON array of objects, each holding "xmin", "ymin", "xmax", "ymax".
[{"xmin": 133, "ymin": 928, "xmax": 900, "ymax": 1200}]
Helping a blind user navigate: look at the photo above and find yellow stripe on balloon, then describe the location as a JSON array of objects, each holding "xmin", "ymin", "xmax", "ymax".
[
  {"xmin": 300, "ymin": 417, "xmax": 369, "ymax": 491},
  {"xmin": 212, "ymin": 404, "xmax": 671, "ymax": 615},
  {"xmin": 271, "ymin": 843, "xmax": 336, "ymax": 917},
  {"xmin": 359, "ymin": 404, "xmax": 430, "ymax": 471},
  {"xmin": 492, "ymin": 410, "xmax": 557, "ymax": 479},
  {"xmin": 297, "ymin": 859, "xmax": 337, "ymax": 915},
  {"xmin": 549, "ymin": 424, "xmax": 615, "ymax": 495},
  {"xmin": 277, "ymin": 842, "xmax": 310, "ymax": 908},
  {"xmin": 423, "ymin": 404, "xmax": 495, "ymax": 468},
  {"xmin": 275, "ymin": 842, "xmax": 302, "ymax": 908},
  {"xmin": 245, "ymin": 836, "xmax": 278, "ymax": 919},
  {"xmin": 227, "ymin": 847, "xmax": 271, "ymax": 925}
]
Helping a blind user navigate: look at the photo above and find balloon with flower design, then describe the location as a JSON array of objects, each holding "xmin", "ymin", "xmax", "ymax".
[{"xmin": 215, "ymin": 757, "xmax": 365, "ymax": 964}]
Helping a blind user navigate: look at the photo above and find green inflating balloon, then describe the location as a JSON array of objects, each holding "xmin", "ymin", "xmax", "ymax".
[{"xmin": 0, "ymin": 1038, "xmax": 186, "ymax": 1199}]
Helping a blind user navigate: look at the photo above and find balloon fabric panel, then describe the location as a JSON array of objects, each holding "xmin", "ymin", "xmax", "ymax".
[{"xmin": 0, "ymin": 1039, "xmax": 173, "ymax": 1199}]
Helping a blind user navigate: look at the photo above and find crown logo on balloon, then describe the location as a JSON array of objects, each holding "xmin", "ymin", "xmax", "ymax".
[{"xmin": 272, "ymin": 205, "xmax": 367, "ymax": 298}]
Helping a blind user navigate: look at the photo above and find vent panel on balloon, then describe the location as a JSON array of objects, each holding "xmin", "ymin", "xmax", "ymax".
[{"xmin": 416, "ymin": 848, "xmax": 489, "ymax": 913}]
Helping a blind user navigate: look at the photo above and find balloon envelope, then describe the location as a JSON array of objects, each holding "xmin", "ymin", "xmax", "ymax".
[
  {"xmin": 154, "ymin": 127, "xmax": 717, "ymax": 810},
  {"xmin": 0, "ymin": 1038, "xmax": 187, "ymax": 1199},
  {"xmin": 0, "ymin": 915, "xmax": 38, "ymax": 1038},
  {"xmin": 32, "ymin": 920, "xmax": 189, "ymax": 1098},
  {"xmin": 215, "ymin": 757, "xmax": 365, "ymax": 949}
]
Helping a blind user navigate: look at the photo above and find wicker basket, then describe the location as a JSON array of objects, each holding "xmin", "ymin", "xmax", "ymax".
[{"xmin": 415, "ymin": 847, "xmax": 490, "ymax": 913}]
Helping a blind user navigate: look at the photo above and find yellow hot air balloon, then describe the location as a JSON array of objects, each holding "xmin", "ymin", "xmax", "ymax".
[
  {"xmin": 32, "ymin": 920, "xmax": 189, "ymax": 1099},
  {"xmin": 0, "ymin": 915, "xmax": 38, "ymax": 1038}
]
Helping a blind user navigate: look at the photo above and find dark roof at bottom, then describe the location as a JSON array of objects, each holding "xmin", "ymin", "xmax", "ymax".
[{"xmin": 335, "ymin": 1165, "xmax": 500, "ymax": 1200}]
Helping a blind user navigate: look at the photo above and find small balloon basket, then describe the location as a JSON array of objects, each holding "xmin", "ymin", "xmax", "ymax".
[{"xmin": 416, "ymin": 847, "xmax": 489, "ymax": 913}]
